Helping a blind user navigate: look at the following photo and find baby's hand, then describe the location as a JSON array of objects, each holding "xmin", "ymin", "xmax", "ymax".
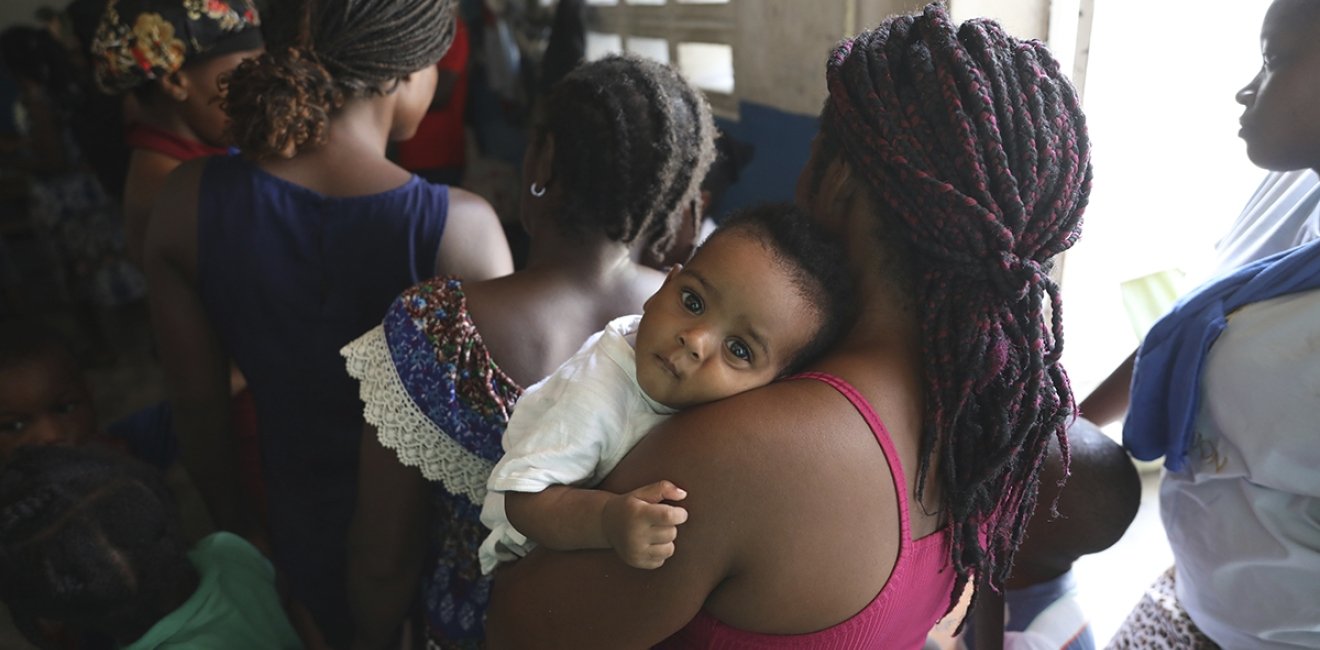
[{"xmin": 602, "ymin": 480, "xmax": 688, "ymax": 569}]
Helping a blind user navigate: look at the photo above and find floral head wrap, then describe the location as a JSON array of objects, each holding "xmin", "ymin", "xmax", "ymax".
[{"xmin": 91, "ymin": 0, "xmax": 263, "ymax": 94}]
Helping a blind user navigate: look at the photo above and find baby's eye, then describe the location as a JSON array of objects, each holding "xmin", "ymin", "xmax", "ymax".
[
  {"xmin": 680, "ymin": 289, "xmax": 704, "ymax": 314},
  {"xmin": 0, "ymin": 420, "xmax": 25, "ymax": 434},
  {"xmin": 726, "ymin": 339, "xmax": 752, "ymax": 363}
]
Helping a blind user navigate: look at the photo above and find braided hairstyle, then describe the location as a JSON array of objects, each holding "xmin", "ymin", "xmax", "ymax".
[
  {"xmin": 0, "ymin": 446, "xmax": 193, "ymax": 641},
  {"xmin": 222, "ymin": 0, "xmax": 458, "ymax": 159},
  {"xmin": 540, "ymin": 54, "xmax": 716, "ymax": 259},
  {"xmin": 818, "ymin": 4, "xmax": 1091, "ymax": 615}
]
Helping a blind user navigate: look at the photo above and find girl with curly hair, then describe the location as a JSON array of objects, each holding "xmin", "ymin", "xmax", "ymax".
[{"xmin": 144, "ymin": 0, "xmax": 512, "ymax": 645}]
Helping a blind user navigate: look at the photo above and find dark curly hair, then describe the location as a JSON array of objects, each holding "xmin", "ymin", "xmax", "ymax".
[
  {"xmin": 222, "ymin": 0, "xmax": 458, "ymax": 159},
  {"xmin": 817, "ymin": 3, "xmax": 1092, "ymax": 618},
  {"xmin": 0, "ymin": 446, "xmax": 194, "ymax": 643},
  {"xmin": 708, "ymin": 203, "xmax": 853, "ymax": 374},
  {"xmin": 539, "ymin": 53, "xmax": 716, "ymax": 259}
]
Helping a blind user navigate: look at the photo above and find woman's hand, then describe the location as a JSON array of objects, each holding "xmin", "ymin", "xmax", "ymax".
[{"xmin": 602, "ymin": 480, "xmax": 688, "ymax": 569}]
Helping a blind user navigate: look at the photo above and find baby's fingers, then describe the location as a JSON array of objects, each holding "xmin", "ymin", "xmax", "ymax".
[
  {"xmin": 631, "ymin": 480, "xmax": 688, "ymax": 504},
  {"xmin": 636, "ymin": 542, "xmax": 677, "ymax": 569},
  {"xmin": 639, "ymin": 502, "xmax": 688, "ymax": 526}
]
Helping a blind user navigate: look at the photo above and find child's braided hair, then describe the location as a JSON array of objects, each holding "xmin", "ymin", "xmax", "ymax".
[
  {"xmin": 819, "ymin": 3, "xmax": 1091, "ymax": 616},
  {"xmin": 0, "ymin": 446, "xmax": 191, "ymax": 641},
  {"xmin": 223, "ymin": 0, "xmax": 458, "ymax": 159},
  {"xmin": 540, "ymin": 53, "xmax": 716, "ymax": 259}
]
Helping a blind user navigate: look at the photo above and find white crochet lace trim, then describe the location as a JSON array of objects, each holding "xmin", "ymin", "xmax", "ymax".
[{"xmin": 342, "ymin": 326, "xmax": 493, "ymax": 504}]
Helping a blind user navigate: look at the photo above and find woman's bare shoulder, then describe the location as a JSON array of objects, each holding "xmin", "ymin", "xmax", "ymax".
[{"xmin": 603, "ymin": 377, "xmax": 880, "ymax": 492}]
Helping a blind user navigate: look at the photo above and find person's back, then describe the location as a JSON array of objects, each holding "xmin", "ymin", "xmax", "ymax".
[
  {"xmin": 195, "ymin": 152, "xmax": 449, "ymax": 505},
  {"xmin": 342, "ymin": 52, "xmax": 716, "ymax": 649},
  {"xmin": 145, "ymin": 0, "xmax": 511, "ymax": 645},
  {"xmin": 89, "ymin": 0, "xmax": 265, "ymax": 268},
  {"xmin": 486, "ymin": 6, "xmax": 1093, "ymax": 648}
]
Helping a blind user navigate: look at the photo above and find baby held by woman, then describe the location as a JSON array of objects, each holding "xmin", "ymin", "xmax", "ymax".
[{"xmin": 480, "ymin": 203, "xmax": 853, "ymax": 572}]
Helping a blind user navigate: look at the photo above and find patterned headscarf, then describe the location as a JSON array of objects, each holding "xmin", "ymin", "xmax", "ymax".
[{"xmin": 91, "ymin": 0, "xmax": 262, "ymax": 94}]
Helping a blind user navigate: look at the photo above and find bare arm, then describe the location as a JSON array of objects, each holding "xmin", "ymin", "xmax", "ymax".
[
  {"xmin": 487, "ymin": 405, "xmax": 746, "ymax": 649},
  {"xmin": 434, "ymin": 188, "xmax": 513, "ymax": 280},
  {"xmin": 486, "ymin": 374, "xmax": 907, "ymax": 648},
  {"xmin": 504, "ymin": 481, "xmax": 688, "ymax": 569},
  {"xmin": 123, "ymin": 151, "xmax": 182, "ymax": 269},
  {"xmin": 971, "ymin": 579, "xmax": 1005, "ymax": 650},
  {"xmin": 1076, "ymin": 350, "xmax": 1136, "ymax": 427},
  {"xmin": 348, "ymin": 427, "xmax": 430, "ymax": 650},
  {"xmin": 144, "ymin": 159, "xmax": 251, "ymax": 534}
]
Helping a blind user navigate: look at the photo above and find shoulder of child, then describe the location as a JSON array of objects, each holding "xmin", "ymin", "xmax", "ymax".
[{"xmin": 191, "ymin": 531, "xmax": 274, "ymax": 578}]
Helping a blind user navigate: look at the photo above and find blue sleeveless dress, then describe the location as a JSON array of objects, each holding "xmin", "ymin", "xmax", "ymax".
[{"xmin": 196, "ymin": 154, "xmax": 449, "ymax": 641}]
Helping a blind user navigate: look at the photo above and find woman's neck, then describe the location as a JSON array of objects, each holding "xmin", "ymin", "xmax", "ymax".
[
  {"xmin": 256, "ymin": 95, "xmax": 408, "ymax": 195},
  {"xmin": 836, "ymin": 198, "xmax": 921, "ymax": 350},
  {"xmin": 321, "ymin": 96, "xmax": 397, "ymax": 158},
  {"xmin": 134, "ymin": 101, "xmax": 201, "ymax": 144},
  {"xmin": 522, "ymin": 230, "xmax": 639, "ymax": 284}
]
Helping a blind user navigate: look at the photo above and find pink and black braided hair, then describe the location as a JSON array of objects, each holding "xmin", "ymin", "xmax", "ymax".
[{"xmin": 819, "ymin": 4, "xmax": 1091, "ymax": 614}]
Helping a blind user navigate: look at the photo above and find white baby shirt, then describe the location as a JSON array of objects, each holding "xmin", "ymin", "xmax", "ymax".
[{"xmin": 477, "ymin": 315, "xmax": 675, "ymax": 574}]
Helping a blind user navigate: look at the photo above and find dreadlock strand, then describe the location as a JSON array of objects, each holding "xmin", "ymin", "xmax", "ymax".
[{"xmin": 822, "ymin": 3, "xmax": 1091, "ymax": 620}]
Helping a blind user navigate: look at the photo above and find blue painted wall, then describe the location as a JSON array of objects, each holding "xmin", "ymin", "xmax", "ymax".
[{"xmin": 712, "ymin": 101, "xmax": 819, "ymax": 218}]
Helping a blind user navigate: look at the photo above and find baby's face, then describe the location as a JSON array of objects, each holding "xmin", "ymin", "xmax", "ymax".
[
  {"xmin": 635, "ymin": 231, "xmax": 820, "ymax": 409},
  {"xmin": 0, "ymin": 354, "xmax": 96, "ymax": 460}
]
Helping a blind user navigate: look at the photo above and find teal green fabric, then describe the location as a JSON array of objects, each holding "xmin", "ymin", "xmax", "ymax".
[{"xmin": 121, "ymin": 533, "xmax": 302, "ymax": 649}]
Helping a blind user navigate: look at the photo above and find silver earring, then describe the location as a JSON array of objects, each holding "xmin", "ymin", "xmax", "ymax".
[{"xmin": 530, "ymin": 182, "xmax": 546, "ymax": 197}]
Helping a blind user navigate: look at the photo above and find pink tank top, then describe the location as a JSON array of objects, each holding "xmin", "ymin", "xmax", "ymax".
[{"xmin": 656, "ymin": 372, "xmax": 954, "ymax": 649}]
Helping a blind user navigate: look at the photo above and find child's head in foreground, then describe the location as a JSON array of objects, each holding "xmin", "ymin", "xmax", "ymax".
[
  {"xmin": 1006, "ymin": 417, "xmax": 1141, "ymax": 590},
  {"xmin": 635, "ymin": 203, "xmax": 852, "ymax": 409},
  {"xmin": 0, "ymin": 445, "xmax": 194, "ymax": 645},
  {"xmin": 0, "ymin": 318, "xmax": 96, "ymax": 460},
  {"xmin": 1237, "ymin": 0, "xmax": 1320, "ymax": 173}
]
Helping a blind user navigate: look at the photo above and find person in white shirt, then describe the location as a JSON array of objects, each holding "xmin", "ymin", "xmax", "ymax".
[{"xmin": 1107, "ymin": 1, "xmax": 1320, "ymax": 647}]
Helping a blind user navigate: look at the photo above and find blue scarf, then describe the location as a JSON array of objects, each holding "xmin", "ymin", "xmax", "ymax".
[{"xmin": 1124, "ymin": 238, "xmax": 1320, "ymax": 470}]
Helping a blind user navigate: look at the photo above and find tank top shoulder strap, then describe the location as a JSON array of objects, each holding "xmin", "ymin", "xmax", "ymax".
[{"xmin": 790, "ymin": 371, "xmax": 913, "ymax": 550}]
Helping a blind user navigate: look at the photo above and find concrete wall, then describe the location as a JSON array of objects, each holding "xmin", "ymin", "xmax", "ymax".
[
  {"xmin": 732, "ymin": 0, "xmax": 929, "ymax": 118},
  {"xmin": 716, "ymin": 0, "xmax": 1052, "ymax": 215},
  {"xmin": 0, "ymin": 0, "xmax": 50, "ymax": 30}
]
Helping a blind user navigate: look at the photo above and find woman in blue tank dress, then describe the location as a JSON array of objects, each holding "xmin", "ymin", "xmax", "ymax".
[
  {"xmin": 340, "ymin": 53, "xmax": 716, "ymax": 649},
  {"xmin": 143, "ymin": 0, "xmax": 512, "ymax": 646}
]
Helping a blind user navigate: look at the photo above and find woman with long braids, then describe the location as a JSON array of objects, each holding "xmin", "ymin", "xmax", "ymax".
[
  {"xmin": 341, "ymin": 53, "xmax": 714, "ymax": 649},
  {"xmin": 144, "ymin": 0, "xmax": 512, "ymax": 645},
  {"xmin": 486, "ymin": 5, "xmax": 1091, "ymax": 648}
]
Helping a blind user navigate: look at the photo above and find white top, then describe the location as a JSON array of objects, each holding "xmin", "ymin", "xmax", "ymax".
[
  {"xmin": 1210, "ymin": 170, "xmax": 1320, "ymax": 276},
  {"xmin": 478, "ymin": 315, "xmax": 675, "ymax": 574},
  {"xmin": 1160, "ymin": 289, "xmax": 1320, "ymax": 649}
]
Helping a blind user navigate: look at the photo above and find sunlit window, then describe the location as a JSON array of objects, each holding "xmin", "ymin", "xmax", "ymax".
[
  {"xmin": 677, "ymin": 42, "xmax": 733, "ymax": 94},
  {"xmin": 626, "ymin": 36, "xmax": 670, "ymax": 64},
  {"xmin": 586, "ymin": 31, "xmax": 623, "ymax": 60}
]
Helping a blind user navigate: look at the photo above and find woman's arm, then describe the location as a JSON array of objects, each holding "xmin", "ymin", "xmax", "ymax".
[
  {"xmin": 348, "ymin": 427, "xmax": 430, "ymax": 650},
  {"xmin": 487, "ymin": 406, "xmax": 747, "ymax": 649},
  {"xmin": 144, "ymin": 160, "xmax": 251, "ymax": 535},
  {"xmin": 1077, "ymin": 350, "xmax": 1136, "ymax": 427}
]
